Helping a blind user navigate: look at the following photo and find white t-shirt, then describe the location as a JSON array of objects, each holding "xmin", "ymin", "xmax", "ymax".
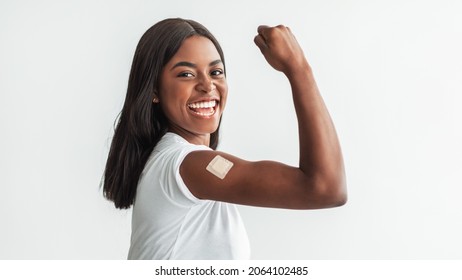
[{"xmin": 127, "ymin": 132, "xmax": 250, "ymax": 260}]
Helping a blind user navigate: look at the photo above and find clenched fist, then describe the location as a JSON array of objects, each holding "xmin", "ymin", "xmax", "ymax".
[{"xmin": 254, "ymin": 25, "xmax": 310, "ymax": 76}]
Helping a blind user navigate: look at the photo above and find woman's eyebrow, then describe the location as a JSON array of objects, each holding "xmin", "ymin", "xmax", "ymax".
[
  {"xmin": 170, "ymin": 59, "xmax": 223, "ymax": 70},
  {"xmin": 209, "ymin": 59, "xmax": 223, "ymax": 67}
]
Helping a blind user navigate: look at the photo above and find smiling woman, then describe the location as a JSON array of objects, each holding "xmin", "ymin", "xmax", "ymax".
[
  {"xmin": 102, "ymin": 18, "xmax": 347, "ymax": 260},
  {"xmin": 158, "ymin": 36, "xmax": 227, "ymax": 145}
]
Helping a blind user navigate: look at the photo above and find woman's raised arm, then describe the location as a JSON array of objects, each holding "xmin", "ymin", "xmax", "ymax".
[{"xmin": 180, "ymin": 25, "xmax": 347, "ymax": 209}]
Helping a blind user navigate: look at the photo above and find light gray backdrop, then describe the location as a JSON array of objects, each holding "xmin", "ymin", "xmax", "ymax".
[{"xmin": 1, "ymin": 0, "xmax": 461, "ymax": 259}]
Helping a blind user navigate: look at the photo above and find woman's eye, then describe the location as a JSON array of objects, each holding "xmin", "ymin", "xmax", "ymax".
[
  {"xmin": 211, "ymin": 69, "xmax": 224, "ymax": 76},
  {"xmin": 178, "ymin": 72, "xmax": 194, "ymax": 78}
]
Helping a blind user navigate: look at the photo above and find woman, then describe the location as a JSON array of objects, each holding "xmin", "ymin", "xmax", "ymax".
[{"xmin": 103, "ymin": 18, "xmax": 347, "ymax": 259}]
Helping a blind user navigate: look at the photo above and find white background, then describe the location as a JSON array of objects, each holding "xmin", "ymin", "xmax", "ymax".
[{"xmin": 1, "ymin": 0, "xmax": 461, "ymax": 259}]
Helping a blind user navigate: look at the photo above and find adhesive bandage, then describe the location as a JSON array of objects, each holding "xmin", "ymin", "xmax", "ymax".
[{"xmin": 206, "ymin": 155, "xmax": 234, "ymax": 179}]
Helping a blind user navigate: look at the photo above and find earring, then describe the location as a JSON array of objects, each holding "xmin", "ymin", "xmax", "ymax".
[{"xmin": 153, "ymin": 96, "xmax": 159, "ymax": 103}]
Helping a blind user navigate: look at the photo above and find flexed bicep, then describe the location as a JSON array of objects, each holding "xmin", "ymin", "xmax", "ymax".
[{"xmin": 180, "ymin": 150, "xmax": 343, "ymax": 209}]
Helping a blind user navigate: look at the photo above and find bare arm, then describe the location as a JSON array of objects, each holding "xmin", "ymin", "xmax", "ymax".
[{"xmin": 181, "ymin": 25, "xmax": 347, "ymax": 209}]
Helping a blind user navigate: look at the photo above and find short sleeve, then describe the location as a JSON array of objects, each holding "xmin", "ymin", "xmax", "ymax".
[
  {"xmin": 157, "ymin": 143, "xmax": 210, "ymax": 206},
  {"xmin": 168, "ymin": 143, "xmax": 211, "ymax": 205}
]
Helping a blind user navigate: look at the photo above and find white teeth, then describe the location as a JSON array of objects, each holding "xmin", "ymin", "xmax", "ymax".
[
  {"xmin": 188, "ymin": 100, "xmax": 217, "ymax": 109},
  {"xmin": 191, "ymin": 108, "xmax": 215, "ymax": 116}
]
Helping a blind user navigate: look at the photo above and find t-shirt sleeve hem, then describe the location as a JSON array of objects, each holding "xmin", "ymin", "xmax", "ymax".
[{"xmin": 173, "ymin": 144, "xmax": 210, "ymax": 204}]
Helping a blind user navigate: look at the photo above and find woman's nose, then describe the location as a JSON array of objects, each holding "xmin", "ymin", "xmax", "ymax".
[{"xmin": 196, "ymin": 76, "xmax": 216, "ymax": 93}]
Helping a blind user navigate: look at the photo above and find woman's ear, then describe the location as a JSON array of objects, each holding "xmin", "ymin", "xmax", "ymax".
[{"xmin": 152, "ymin": 90, "xmax": 160, "ymax": 103}]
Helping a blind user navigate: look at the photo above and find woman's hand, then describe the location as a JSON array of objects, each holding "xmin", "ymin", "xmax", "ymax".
[{"xmin": 254, "ymin": 25, "xmax": 310, "ymax": 76}]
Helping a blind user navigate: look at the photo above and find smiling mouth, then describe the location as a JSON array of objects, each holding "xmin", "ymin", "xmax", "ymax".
[{"xmin": 187, "ymin": 100, "xmax": 218, "ymax": 117}]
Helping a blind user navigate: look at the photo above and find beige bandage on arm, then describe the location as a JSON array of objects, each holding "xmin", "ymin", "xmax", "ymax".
[{"xmin": 206, "ymin": 155, "xmax": 234, "ymax": 179}]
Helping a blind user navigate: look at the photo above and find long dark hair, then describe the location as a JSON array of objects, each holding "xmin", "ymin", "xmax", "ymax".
[{"xmin": 103, "ymin": 18, "xmax": 226, "ymax": 209}]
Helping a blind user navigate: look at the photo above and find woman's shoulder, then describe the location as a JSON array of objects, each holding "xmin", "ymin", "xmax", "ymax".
[
  {"xmin": 156, "ymin": 132, "xmax": 210, "ymax": 153},
  {"xmin": 146, "ymin": 132, "xmax": 211, "ymax": 170}
]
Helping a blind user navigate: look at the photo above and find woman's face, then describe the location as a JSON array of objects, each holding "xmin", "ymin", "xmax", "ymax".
[{"xmin": 158, "ymin": 35, "xmax": 228, "ymax": 145}]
